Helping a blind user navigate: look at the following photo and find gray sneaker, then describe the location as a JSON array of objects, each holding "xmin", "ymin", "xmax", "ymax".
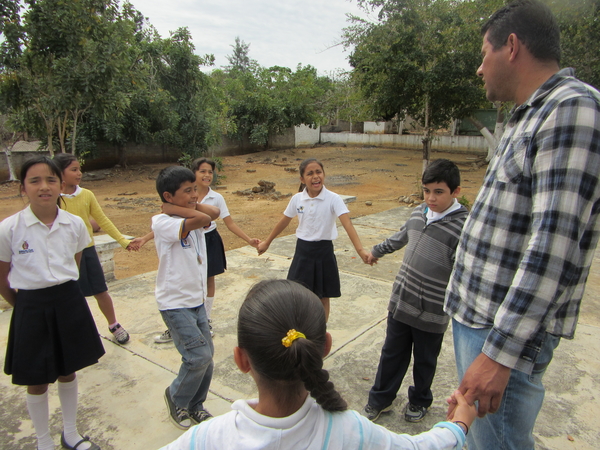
[
  {"xmin": 404, "ymin": 403, "xmax": 428, "ymax": 422},
  {"xmin": 361, "ymin": 403, "xmax": 393, "ymax": 421},
  {"xmin": 155, "ymin": 329, "xmax": 173, "ymax": 344},
  {"xmin": 190, "ymin": 407, "xmax": 213, "ymax": 424},
  {"xmin": 164, "ymin": 387, "xmax": 191, "ymax": 429}
]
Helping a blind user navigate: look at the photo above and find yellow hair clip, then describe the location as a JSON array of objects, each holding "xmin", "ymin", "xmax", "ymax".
[{"xmin": 282, "ymin": 329, "xmax": 306, "ymax": 348}]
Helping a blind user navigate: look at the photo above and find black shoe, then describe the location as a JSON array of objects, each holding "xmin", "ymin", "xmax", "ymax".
[
  {"xmin": 361, "ymin": 403, "xmax": 393, "ymax": 421},
  {"xmin": 190, "ymin": 407, "xmax": 213, "ymax": 424},
  {"xmin": 61, "ymin": 432, "xmax": 101, "ymax": 449},
  {"xmin": 164, "ymin": 387, "xmax": 192, "ymax": 429}
]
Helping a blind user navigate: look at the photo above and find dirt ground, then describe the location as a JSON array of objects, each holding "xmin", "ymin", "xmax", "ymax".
[{"xmin": 0, "ymin": 145, "xmax": 487, "ymax": 282}]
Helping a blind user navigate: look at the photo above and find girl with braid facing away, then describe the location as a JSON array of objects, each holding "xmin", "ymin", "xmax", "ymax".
[{"xmin": 160, "ymin": 279, "xmax": 476, "ymax": 450}]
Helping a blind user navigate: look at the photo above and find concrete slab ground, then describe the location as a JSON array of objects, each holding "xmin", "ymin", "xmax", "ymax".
[{"xmin": 1, "ymin": 206, "xmax": 599, "ymax": 449}]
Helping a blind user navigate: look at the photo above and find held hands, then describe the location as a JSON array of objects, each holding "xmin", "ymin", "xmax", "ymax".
[
  {"xmin": 257, "ymin": 241, "xmax": 270, "ymax": 256},
  {"xmin": 445, "ymin": 390, "xmax": 477, "ymax": 432},
  {"xmin": 126, "ymin": 238, "xmax": 143, "ymax": 252},
  {"xmin": 249, "ymin": 238, "xmax": 261, "ymax": 249},
  {"xmin": 357, "ymin": 248, "xmax": 371, "ymax": 265},
  {"xmin": 366, "ymin": 252, "xmax": 378, "ymax": 266},
  {"xmin": 448, "ymin": 353, "xmax": 511, "ymax": 419}
]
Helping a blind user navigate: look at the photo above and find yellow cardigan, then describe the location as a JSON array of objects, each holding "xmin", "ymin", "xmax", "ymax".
[{"xmin": 61, "ymin": 187, "xmax": 130, "ymax": 249}]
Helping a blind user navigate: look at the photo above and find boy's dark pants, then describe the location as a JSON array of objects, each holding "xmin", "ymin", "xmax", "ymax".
[{"xmin": 368, "ymin": 312, "xmax": 444, "ymax": 410}]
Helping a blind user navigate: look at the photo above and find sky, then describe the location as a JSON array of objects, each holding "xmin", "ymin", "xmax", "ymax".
[{"xmin": 127, "ymin": 0, "xmax": 372, "ymax": 75}]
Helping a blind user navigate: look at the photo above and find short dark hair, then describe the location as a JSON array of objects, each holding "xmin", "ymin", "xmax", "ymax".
[
  {"xmin": 482, "ymin": 0, "xmax": 560, "ymax": 63},
  {"xmin": 155, "ymin": 166, "xmax": 196, "ymax": 203},
  {"xmin": 422, "ymin": 159, "xmax": 461, "ymax": 193},
  {"xmin": 191, "ymin": 157, "xmax": 216, "ymax": 172},
  {"xmin": 238, "ymin": 280, "xmax": 347, "ymax": 412},
  {"xmin": 53, "ymin": 152, "xmax": 78, "ymax": 173}
]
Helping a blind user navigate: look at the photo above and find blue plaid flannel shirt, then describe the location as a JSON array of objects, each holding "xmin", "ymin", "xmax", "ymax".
[{"xmin": 445, "ymin": 68, "xmax": 600, "ymax": 374}]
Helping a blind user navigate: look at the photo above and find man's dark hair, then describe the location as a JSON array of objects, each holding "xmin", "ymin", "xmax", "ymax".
[
  {"xmin": 422, "ymin": 159, "xmax": 461, "ymax": 193},
  {"xmin": 482, "ymin": 0, "xmax": 560, "ymax": 63},
  {"xmin": 155, "ymin": 166, "xmax": 196, "ymax": 203}
]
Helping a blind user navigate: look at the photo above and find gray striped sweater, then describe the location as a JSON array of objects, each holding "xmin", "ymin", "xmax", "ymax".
[{"xmin": 372, "ymin": 203, "xmax": 468, "ymax": 334}]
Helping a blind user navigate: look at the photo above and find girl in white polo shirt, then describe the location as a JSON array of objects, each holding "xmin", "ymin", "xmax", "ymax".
[
  {"xmin": 257, "ymin": 158, "xmax": 369, "ymax": 320},
  {"xmin": 159, "ymin": 279, "xmax": 475, "ymax": 450},
  {"xmin": 0, "ymin": 156, "xmax": 105, "ymax": 450}
]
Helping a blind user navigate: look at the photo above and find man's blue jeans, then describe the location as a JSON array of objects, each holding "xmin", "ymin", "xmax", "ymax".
[
  {"xmin": 452, "ymin": 319, "xmax": 560, "ymax": 450},
  {"xmin": 161, "ymin": 305, "xmax": 214, "ymax": 412}
]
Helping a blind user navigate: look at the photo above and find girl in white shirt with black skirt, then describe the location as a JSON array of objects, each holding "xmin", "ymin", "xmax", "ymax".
[
  {"xmin": 258, "ymin": 158, "xmax": 369, "ymax": 320},
  {"xmin": 0, "ymin": 156, "xmax": 105, "ymax": 450}
]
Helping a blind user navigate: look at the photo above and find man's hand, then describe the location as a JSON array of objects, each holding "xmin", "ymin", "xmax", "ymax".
[{"xmin": 452, "ymin": 352, "xmax": 511, "ymax": 418}]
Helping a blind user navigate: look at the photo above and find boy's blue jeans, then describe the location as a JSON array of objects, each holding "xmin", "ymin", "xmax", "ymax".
[
  {"xmin": 452, "ymin": 319, "xmax": 560, "ymax": 450},
  {"xmin": 161, "ymin": 305, "xmax": 214, "ymax": 412}
]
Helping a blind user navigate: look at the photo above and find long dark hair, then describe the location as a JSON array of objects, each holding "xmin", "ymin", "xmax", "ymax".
[
  {"xmin": 19, "ymin": 156, "xmax": 64, "ymax": 207},
  {"xmin": 238, "ymin": 279, "xmax": 347, "ymax": 412},
  {"xmin": 53, "ymin": 152, "xmax": 78, "ymax": 173},
  {"xmin": 298, "ymin": 158, "xmax": 324, "ymax": 193}
]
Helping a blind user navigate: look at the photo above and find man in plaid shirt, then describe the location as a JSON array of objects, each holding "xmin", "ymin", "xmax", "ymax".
[{"xmin": 445, "ymin": 1, "xmax": 600, "ymax": 449}]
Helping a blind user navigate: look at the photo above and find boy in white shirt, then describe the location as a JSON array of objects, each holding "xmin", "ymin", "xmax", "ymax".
[{"xmin": 152, "ymin": 166, "xmax": 220, "ymax": 429}]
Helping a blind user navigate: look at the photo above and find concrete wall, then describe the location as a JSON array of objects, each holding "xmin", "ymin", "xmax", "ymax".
[
  {"xmin": 295, "ymin": 124, "xmax": 320, "ymax": 147},
  {"xmin": 364, "ymin": 121, "xmax": 386, "ymax": 134},
  {"xmin": 321, "ymin": 132, "xmax": 487, "ymax": 154}
]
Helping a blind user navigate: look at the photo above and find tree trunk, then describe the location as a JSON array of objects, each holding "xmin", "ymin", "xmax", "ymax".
[
  {"xmin": 491, "ymin": 102, "xmax": 505, "ymax": 161},
  {"xmin": 422, "ymin": 95, "xmax": 431, "ymax": 175},
  {"xmin": 466, "ymin": 116, "xmax": 497, "ymax": 149}
]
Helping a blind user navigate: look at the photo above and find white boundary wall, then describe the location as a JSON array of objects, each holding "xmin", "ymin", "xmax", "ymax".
[
  {"xmin": 295, "ymin": 124, "xmax": 320, "ymax": 146},
  {"xmin": 321, "ymin": 132, "xmax": 487, "ymax": 154}
]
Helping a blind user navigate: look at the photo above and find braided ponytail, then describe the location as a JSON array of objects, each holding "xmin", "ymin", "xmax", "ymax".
[{"xmin": 238, "ymin": 280, "xmax": 347, "ymax": 412}]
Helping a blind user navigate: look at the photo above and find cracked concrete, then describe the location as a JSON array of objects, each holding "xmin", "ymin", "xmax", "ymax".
[{"xmin": 1, "ymin": 206, "xmax": 599, "ymax": 449}]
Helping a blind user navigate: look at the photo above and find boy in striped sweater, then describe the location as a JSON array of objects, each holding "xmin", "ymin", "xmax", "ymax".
[{"xmin": 362, "ymin": 159, "xmax": 468, "ymax": 423}]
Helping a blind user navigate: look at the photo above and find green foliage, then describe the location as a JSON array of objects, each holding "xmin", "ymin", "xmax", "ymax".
[
  {"xmin": 458, "ymin": 195, "xmax": 471, "ymax": 210},
  {"xmin": 214, "ymin": 41, "xmax": 333, "ymax": 146},
  {"xmin": 346, "ymin": 0, "xmax": 490, "ymax": 131}
]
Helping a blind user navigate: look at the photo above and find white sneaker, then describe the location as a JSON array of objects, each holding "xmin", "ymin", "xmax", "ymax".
[{"xmin": 154, "ymin": 329, "xmax": 172, "ymax": 343}]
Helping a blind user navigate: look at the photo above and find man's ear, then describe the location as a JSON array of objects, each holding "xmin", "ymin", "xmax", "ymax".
[
  {"xmin": 507, "ymin": 33, "xmax": 521, "ymax": 62},
  {"xmin": 234, "ymin": 346, "xmax": 252, "ymax": 373},
  {"xmin": 324, "ymin": 332, "xmax": 332, "ymax": 358}
]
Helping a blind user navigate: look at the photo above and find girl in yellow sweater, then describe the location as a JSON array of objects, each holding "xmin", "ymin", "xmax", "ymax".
[{"xmin": 54, "ymin": 153, "xmax": 141, "ymax": 344}]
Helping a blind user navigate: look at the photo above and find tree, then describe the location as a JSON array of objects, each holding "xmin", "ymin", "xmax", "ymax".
[
  {"xmin": 0, "ymin": 0, "xmax": 140, "ymax": 155},
  {"xmin": 215, "ymin": 39, "xmax": 332, "ymax": 147},
  {"xmin": 346, "ymin": 0, "xmax": 494, "ymax": 170},
  {"xmin": 225, "ymin": 36, "xmax": 256, "ymax": 73}
]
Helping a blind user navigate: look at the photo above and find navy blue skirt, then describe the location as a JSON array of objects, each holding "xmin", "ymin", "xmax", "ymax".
[
  {"xmin": 287, "ymin": 239, "xmax": 341, "ymax": 298},
  {"xmin": 4, "ymin": 280, "xmax": 105, "ymax": 385},
  {"xmin": 205, "ymin": 228, "xmax": 227, "ymax": 278},
  {"xmin": 77, "ymin": 246, "xmax": 108, "ymax": 296}
]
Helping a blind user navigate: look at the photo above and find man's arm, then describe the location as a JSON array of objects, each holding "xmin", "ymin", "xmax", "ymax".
[{"xmin": 457, "ymin": 96, "xmax": 600, "ymax": 417}]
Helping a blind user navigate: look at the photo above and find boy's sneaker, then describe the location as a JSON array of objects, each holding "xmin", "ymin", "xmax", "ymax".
[
  {"xmin": 404, "ymin": 403, "xmax": 428, "ymax": 422},
  {"xmin": 361, "ymin": 403, "xmax": 392, "ymax": 421},
  {"xmin": 164, "ymin": 387, "xmax": 191, "ymax": 429},
  {"xmin": 190, "ymin": 407, "xmax": 213, "ymax": 424},
  {"xmin": 209, "ymin": 320, "xmax": 214, "ymax": 338},
  {"xmin": 109, "ymin": 323, "xmax": 129, "ymax": 344},
  {"xmin": 155, "ymin": 329, "xmax": 173, "ymax": 343}
]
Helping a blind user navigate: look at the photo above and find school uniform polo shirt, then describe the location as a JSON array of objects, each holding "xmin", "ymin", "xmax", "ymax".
[
  {"xmin": 200, "ymin": 188, "xmax": 230, "ymax": 233},
  {"xmin": 0, "ymin": 206, "xmax": 90, "ymax": 290},
  {"xmin": 283, "ymin": 186, "xmax": 349, "ymax": 241},
  {"xmin": 152, "ymin": 213, "xmax": 208, "ymax": 311}
]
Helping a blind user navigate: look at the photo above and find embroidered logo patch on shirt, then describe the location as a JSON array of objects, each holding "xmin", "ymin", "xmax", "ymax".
[
  {"xmin": 297, "ymin": 206, "xmax": 304, "ymax": 214},
  {"xmin": 18, "ymin": 241, "xmax": 34, "ymax": 254}
]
